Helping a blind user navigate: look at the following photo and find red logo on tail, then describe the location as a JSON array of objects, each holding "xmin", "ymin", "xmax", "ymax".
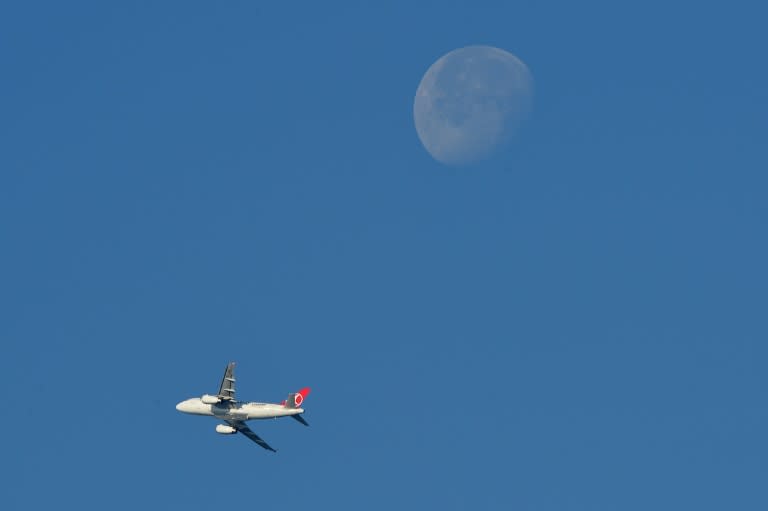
[{"xmin": 296, "ymin": 387, "xmax": 310, "ymax": 407}]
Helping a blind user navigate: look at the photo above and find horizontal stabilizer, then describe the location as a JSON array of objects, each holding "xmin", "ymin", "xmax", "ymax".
[{"xmin": 291, "ymin": 414, "xmax": 310, "ymax": 427}]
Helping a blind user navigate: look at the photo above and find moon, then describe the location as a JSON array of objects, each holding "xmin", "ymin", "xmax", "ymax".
[{"xmin": 413, "ymin": 45, "xmax": 534, "ymax": 166}]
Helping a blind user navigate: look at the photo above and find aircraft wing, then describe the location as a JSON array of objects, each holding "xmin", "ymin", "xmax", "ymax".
[
  {"xmin": 227, "ymin": 420, "xmax": 277, "ymax": 452},
  {"xmin": 218, "ymin": 362, "xmax": 236, "ymax": 401}
]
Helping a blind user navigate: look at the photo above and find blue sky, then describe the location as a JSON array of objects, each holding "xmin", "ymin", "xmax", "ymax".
[{"xmin": 2, "ymin": 1, "xmax": 766, "ymax": 509}]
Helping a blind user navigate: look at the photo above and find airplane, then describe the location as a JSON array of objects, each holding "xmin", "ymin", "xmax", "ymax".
[{"xmin": 175, "ymin": 362, "xmax": 311, "ymax": 452}]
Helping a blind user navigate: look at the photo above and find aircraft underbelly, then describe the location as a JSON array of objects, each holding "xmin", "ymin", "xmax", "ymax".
[
  {"xmin": 211, "ymin": 405, "xmax": 247, "ymax": 420},
  {"xmin": 247, "ymin": 408, "xmax": 279, "ymax": 419},
  {"xmin": 246, "ymin": 406, "xmax": 302, "ymax": 420},
  {"xmin": 218, "ymin": 410, "xmax": 248, "ymax": 420},
  {"xmin": 243, "ymin": 405, "xmax": 281, "ymax": 420}
]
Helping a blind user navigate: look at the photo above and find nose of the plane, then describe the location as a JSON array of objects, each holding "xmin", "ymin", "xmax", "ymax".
[{"xmin": 175, "ymin": 401, "xmax": 186, "ymax": 412}]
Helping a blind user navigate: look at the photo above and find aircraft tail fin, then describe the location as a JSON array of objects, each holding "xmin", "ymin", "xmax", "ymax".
[{"xmin": 283, "ymin": 387, "xmax": 311, "ymax": 408}]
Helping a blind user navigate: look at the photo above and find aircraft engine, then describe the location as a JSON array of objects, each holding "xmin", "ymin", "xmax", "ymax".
[
  {"xmin": 215, "ymin": 424, "xmax": 236, "ymax": 435},
  {"xmin": 201, "ymin": 394, "xmax": 220, "ymax": 404}
]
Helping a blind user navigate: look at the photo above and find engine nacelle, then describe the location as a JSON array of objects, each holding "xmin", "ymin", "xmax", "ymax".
[
  {"xmin": 215, "ymin": 424, "xmax": 236, "ymax": 435},
  {"xmin": 201, "ymin": 394, "xmax": 220, "ymax": 405}
]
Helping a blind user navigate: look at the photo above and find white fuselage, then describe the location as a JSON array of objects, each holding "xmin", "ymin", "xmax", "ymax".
[{"xmin": 175, "ymin": 397, "xmax": 304, "ymax": 421}]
